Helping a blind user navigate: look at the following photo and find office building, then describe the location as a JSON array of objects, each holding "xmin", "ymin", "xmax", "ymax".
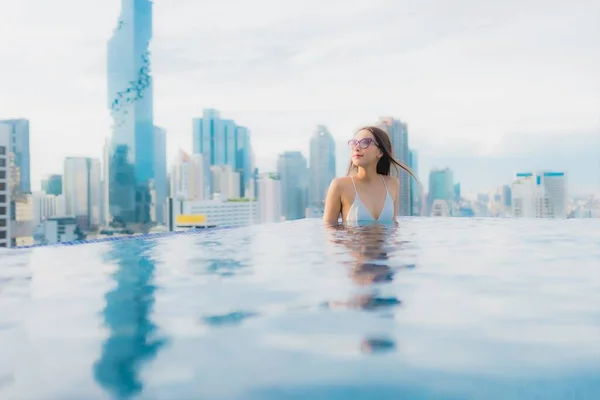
[
  {"xmin": 0, "ymin": 124, "xmax": 10, "ymax": 247},
  {"xmin": 192, "ymin": 109, "xmax": 252, "ymax": 197},
  {"xmin": 32, "ymin": 191, "xmax": 65, "ymax": 227},
  {"xmin": 64, "ymin": 157, "xmax": 102, "ymax": 229},
  {"xmin": 277, "ymin": 151, "xmax": 308, "ymax": 220},
  {"xmin": 166, "ymin": 197, "xmax": 258, "ymax": 231},
  {"xmin": 153, "ymin": 126, "xmax": 167, "ymax": 224},
  {"xmin": 102, "ymin": 138, "xmax": 110, "ymax": 225},
  {"xmin": 512, "ymin": 171, "xmax": 567, "ymax": 218},
  {"xmin": 170, "ymin": 150, "xmax": 211, "ymax": 201},
  {"xmin": 378, "ymin": 117, "xmax": 411, "ymax": 216},
  {"xmin": 210, "ymin": 165, "xmax": 241, "ymax": 200},
  {"xmin": 11, "ymin": 195, "xmax": 34, "ymax": 247},
  {"xmin": 409, "ymin": 149, "xmax": 422, "ymax": 216},
  {"xmin": 0, "ymin": 119, "xmax": 30, "ymax": 193},
  {"xmin": 107, "ymin": 0, "xmax": 156, "ymax": 226},
  {"xmin": 258, "ymin": 173, "xmax": 282, "ymax": 223},
  {"xmin": 309, "ymin": 125, "xmax": 336, "ymax": 214},
  {"xmin": 43, "ymin": 217, "xmax": 78, "ymax": 245},
  {"xmin": 428, "ymin": 168, "xmax": 454, "ymax": 216}
]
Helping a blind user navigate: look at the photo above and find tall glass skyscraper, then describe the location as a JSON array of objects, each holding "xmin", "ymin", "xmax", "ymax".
[
  {"xmin": 378, "ymin": 117, "xmax": 411, "ymax": 216},
  {"xmin": 277, "ymin": 151, "xmax": 308, "ymax": 220},
  {"xmin": 192, "ymin": 109, "xmax": 252, "ymax": 198},
  {"xmin": 0, "ymin": 119, "xmax": 30, "ymax": 194},
  {"xmin": 153, "ymin": 126, "xmax": 167, "ymax": 223},
  {"xmin": 309, "ymin": 125, "xmax": 336, "ymax": 212},
  {"xmin": 107, "ymin": 0, "xmax": 156, "ymax": 226},
  {"xmin": 428, "ymin": 168, "xmax": 454, "ymax": 216}
]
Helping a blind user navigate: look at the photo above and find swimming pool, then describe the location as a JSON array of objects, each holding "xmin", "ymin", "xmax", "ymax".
[{"xmin": 1, "ymin": 218, "xmax": 599, "ymax": 399}]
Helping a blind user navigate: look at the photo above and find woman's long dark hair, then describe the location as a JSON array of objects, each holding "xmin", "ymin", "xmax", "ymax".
[{"xmin": 347, "ymin": 126, "xmax": 420, "ymax": 184}]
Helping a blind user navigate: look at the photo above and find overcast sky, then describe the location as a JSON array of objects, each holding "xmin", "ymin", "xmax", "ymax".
[{"xmin": 0, "ymin": 0, "xmax": 598, "ymax": 194}]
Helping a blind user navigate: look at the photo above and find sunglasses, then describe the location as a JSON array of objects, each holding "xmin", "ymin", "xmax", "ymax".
[{"xmin": 348, "ymin": 138, "xmax": 378, "ymax": 150}]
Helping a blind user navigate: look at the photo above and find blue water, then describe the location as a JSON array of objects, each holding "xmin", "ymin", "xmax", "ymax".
[{"xmin": 1, "ymin": 218, "xmax": 599, "ymax": 400}]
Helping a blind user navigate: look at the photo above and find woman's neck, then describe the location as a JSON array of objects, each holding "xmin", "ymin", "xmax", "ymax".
[{"xmin": 355, "ymin": 166, "xmax": 379, "ymax": 181}]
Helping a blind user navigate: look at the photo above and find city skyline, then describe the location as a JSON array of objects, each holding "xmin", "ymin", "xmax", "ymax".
[{"xmin": 0, "ymin": 0, "xmax": 598, "ymax": 195}]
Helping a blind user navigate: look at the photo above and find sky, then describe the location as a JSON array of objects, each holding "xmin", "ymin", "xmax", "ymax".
[{"xmin": 0, "ymin": 0, "xmax": 598, "ymax": 195}]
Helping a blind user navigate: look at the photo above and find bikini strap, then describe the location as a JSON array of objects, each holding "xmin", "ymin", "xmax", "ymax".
[
  {"xmin": 380, "ymin": 175, "xmax": 389, "ymax": 191},
  {"xmin": 350, "ymin": 176, "xmax": 358, "ymax": 194}
]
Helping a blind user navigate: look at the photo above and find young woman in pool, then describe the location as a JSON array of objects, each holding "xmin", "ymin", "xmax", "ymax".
[{"xmin": 323, "ymin": 126, "xmax": 418, "ymax": 224}]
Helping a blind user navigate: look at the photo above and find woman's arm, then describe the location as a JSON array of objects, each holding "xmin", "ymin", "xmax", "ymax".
[{"xmin": 323, "ymin": 178, "xmax": 343, "ymax": 224}]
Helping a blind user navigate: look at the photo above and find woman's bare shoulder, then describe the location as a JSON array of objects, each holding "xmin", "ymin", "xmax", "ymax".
[
  {"xmin": 383, "ymin": 175, "xmax": 400, "ymax": 189},
  {"xmin": 328, "ymin": 176, "xmax": 353, "ymax": 195}
]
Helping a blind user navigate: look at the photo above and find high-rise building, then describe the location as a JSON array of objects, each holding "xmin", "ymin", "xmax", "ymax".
[
  {"xmin": 0, "ymin": 124, "xmax": 11, "ymax": 247},
  {"xmin": 258, "ymin": 173, "xmax": 282, "ymax": 223},
  {"xmin": 0, "ymin": 119, "xmax": 30, "ymax": 194},
  {"xmin": 153, "ymin": 126, "xmax": 167, "ymax": 224},
  {"xmin": 378, "ymin": 117, "xmax": 411, "ymax": 216},
  {"xmin": 170, "ymin": 150, "xmax": 211, "ymax": 201},
  {"xmin": 192, "ymin": 109, "xmax": 252, "ymax": 197},
  {"xmin": 408, "ymin": 149, "xmax": 421, "ymax": 216},
  {"xmin": 501, "ymin": 185, "xmax": 512, "ymax": 209},
  {"xmin": 107, "ymin": 0, "xmax": 155, "ymax": 226},
  {"xmin": 64, "ymin": 157, "xmax": 102, "ymax": 229},
  {"xmin": 512, "ymin": 171, "xmax": 567, "ymax": 218},
  {"xmin": 32, "ymin": 191, "xmax": 65, "ymax": 227},
  {"xmin": 210, "ymin": 165, "xmax": 241, "ymax": 200},
  {"xmin": 41, "ymin": 174, "xmax": 63, "ymax": 196},
  {"xmin": 102, "ymin": 138, "xmax": 110, "ymax": 225},
  {"xmin": 277, "ymin": 151, "xmax": 308, "ymax": 220},
  {"xmin": 428, "ymin": 168, "xmax": 454, "ymax": 216},
  {"xmin": 309, "ymin": 125, "xmax": 336, "ymax": 214}
]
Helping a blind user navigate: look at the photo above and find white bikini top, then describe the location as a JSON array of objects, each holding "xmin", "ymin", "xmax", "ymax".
[{"xmin": 346, "ymin": 175, "xmax": 395, "ymax": 222}]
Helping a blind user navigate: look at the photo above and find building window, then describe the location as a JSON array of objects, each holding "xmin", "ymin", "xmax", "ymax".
[
  {"xmin": 0, "ymin": 195, "xmax": 5, "ymax": 203},
  {"xmin": 0, "ymin": 171, "xmax": 5, "ymax": 180},
  {"xmin": 0, "ymin": 231, "xmax": 6, "ymax": 239},
  {"xmin": 0, "ymin": 219, "xmax": 5, "ymax": 227},
  {"xmin": 0, "ymin": 183, "xmax": 5, "ymax": 191},
  {"xmin": 0, "ymin": 158, "xmax": 5, "ymax": 167},
  {"xmin": 0, "ymin": 146, "xmax": 5, "ymax": 155},
  {"xmin": 0, "ymin": 207, "xmax": 5, "ymax": 215}
]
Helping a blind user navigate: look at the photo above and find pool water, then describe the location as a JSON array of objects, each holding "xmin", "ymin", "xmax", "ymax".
[{"xmin": 1, "ymin": 218, "xmax": 599, "ymax": 399}]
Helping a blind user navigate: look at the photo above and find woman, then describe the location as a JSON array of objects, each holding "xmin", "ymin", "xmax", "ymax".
[{"xmin": 323, "ymin": 126, "xmax": 418, "ymax": 224}]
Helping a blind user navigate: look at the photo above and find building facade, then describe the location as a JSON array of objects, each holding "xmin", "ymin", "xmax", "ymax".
[
  {"xmin": 309, "ymin": 125, "xmax": 336, "ymax": 214},
  {"xmin": 277, "ymin": 151, "xmax": 308, "ymax": 221},
  {"xmin": 258, "ymin": 173, "xmax": 282, "ymax": 223},
  {"xmin": 0, "ymin": 119, "xmax": 30, "ymax": 194},
  {"xmin": 107, "ymin": 0, "xmax": 156, "ymax": 226},
  {"xmin": 512, "ymin": 171, "xmax": 567, "ymax": 218},
  {"xmin": 64, "ymin": 157, "xmax": 102, "ymax": 229},
  {"xmin": 0, "ymin": 124, "xmax": 11, "ymax": 247},
  {"xmin": 378, "ymin": 117, "xmax": 411, "ymax": 216}
]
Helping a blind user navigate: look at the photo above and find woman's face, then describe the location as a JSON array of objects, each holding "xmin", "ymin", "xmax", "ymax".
[{"xmin": 349, "ymin": 129, "xmax": 382, "ymax": 168}]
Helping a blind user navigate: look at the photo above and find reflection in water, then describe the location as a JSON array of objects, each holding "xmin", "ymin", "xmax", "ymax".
[
  {"xmin": 325, "ymin": 222, "xmax": 408, "ymax": 354},
  {"xmin": 93, "ymin": 239, "xmax": 166, "ymax": 399}
]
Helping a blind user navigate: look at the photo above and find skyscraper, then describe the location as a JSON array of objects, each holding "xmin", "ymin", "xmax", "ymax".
[
  {"xmin": 309, "ymin": 125, "xmax": 336, "ymax": 214},
  {"xmin": 409, "ymin": 149, "xmax": 421, "ymax": 216},
  {"xmin": 153, "ymin": 126, "xmax": 167, "ymax": 224},
  {"xmin": 378, "ymin": 117, "xmax": 410, "ymax": 216},
  {"xmin": 277, "ymin": 151, "xmax": 308, "ymax": 220},
  {"xmin": 192, "ymin": 109, "xmax": 252, "ymax": 197},
  {"xmin": 0, "ymin": 124, "xmax": 10, "ymax": 247},
  {"xmin": 170, "ymin": 150, "xmax": 211, "ymax": 201},
  {"xmin": 258, "ymin": 173, "xmax": 282, "ymax": 223},
  {"xmin": 107, "ymin": 0, "xmax": 155, "ymax": 226},
  {"xmin": 511, "ymin": 171, "xmax": 567, "ymax": 218},
  {"xmin": 0, "ymin": 119, "xmax": 30, "ymax": 193},
  {"xmin": 64, "ymin": 157, "xmax": 102, "ymax": 229},
  {"xmin": 428, "ymin": 168, "xmax": 454, "ymax": 216}
]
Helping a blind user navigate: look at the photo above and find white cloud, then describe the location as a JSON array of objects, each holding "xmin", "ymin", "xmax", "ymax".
[{"xmin": 0, "ymin": 0, "xmax": 598, "ymax": 192}]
